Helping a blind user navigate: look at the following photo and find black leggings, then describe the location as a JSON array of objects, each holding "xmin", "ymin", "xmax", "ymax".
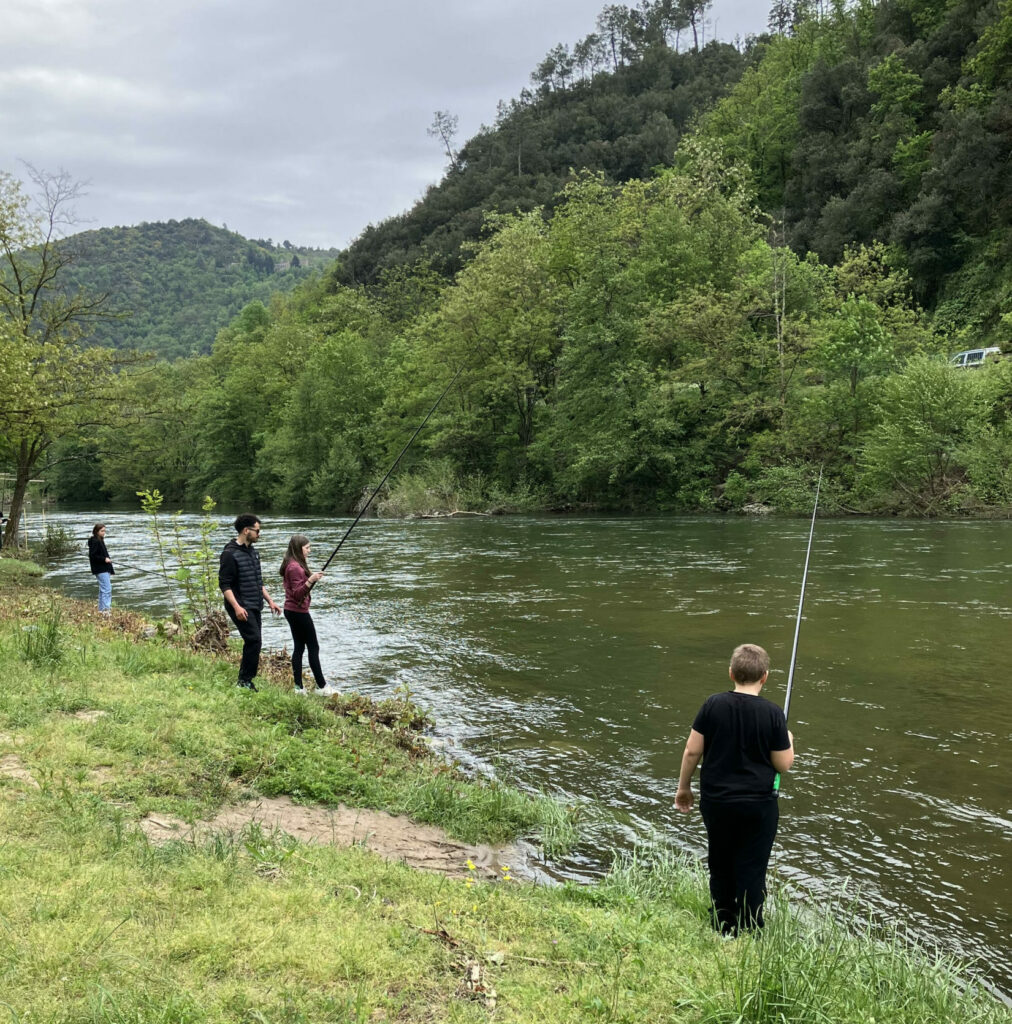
[{"xmin": 283, "ymin": 610, "xmax": 325, "ymax": 688}]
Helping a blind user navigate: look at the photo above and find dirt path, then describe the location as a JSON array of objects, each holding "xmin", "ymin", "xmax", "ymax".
[{"xmin": 140, "ymin": 796, "xmax": 521, "ymax": 880}]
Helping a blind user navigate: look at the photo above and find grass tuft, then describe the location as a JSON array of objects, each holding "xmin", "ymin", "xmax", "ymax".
[{"xmin": 13, "ymin": 601, "xmax": 67, "ymax": 667}]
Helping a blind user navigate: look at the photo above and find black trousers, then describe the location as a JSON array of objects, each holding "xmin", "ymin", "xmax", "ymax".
[
  {"xmin": 283, "ymin": 610, "xmax": 325, "ymax": 688},
  {"xmin": 225, "ymin": 604, "xmax": 262, "ymax": 683},
  {"xmin": 700, "ymin": 797, "xmax": 779, "ymax": 935}
]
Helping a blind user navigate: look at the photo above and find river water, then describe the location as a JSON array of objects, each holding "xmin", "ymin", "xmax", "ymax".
[{"xmin": 33, "ymin": 510, "xmax": 1012, "ymax": 996}]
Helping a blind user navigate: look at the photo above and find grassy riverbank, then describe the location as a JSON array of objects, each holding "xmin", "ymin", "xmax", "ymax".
[
  {"xmin": 0, "ymin": 592, "xmax": 1006, "ymax": 1023},
  {"xmin": 0, "ymin": 553, "xmax": 46, "ymax": 586}
]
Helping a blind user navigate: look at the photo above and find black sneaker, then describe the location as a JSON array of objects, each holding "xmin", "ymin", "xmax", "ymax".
[{"xmin": 236, "ymin": 679, "xmax": 258, "ymax": 691}]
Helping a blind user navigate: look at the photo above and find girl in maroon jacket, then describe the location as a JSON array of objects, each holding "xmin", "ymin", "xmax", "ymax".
[{"xmin": 280, "ymin": 534, "xmax": 338, "ymax": 695}]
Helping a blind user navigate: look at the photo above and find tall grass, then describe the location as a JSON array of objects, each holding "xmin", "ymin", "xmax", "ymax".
[
  {"xmin": 0, "ymin": 554, "xmax": 46, "ymax": 586},
  {"xmin": 594, "ymin": 841, "xmax": 712, "ymax": 916},
  {"xmin": 403, "ymin": 773, "xmax": 578, "ymax": 857},
  {"xmin": 681, "ymin": 888, "xmax": 1002, "ymax": 1024},
  {"xmin": 14, "ymin": 603, "xmax": 66, "ymax": 667}
]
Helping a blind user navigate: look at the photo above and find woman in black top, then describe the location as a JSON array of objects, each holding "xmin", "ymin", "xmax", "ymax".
[{"xmin": 87, "ymin": 523, "xmax": 114, "ymax": 613}]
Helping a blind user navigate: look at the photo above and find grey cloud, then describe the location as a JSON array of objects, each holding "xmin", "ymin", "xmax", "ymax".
[{"xmin": 2, "ymin": 0, "xmax": 771, "ymax": 248}]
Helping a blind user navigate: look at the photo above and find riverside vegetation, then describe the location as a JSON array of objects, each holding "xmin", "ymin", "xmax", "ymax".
[
  {"xmin": 0, "ymin": 583, "xmax": 1009, "ymax": 1022},
  {"xmin": 3, "ymin": 0, "xmax": 1005, "ymax": 521}
]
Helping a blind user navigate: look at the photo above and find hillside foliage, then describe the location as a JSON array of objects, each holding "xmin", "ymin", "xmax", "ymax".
[
  {"xmin": 57, "ymin": 219, "xmax": 339, "ymax": 358},
  {"xmin": 333, "ymin": 31, "xmax": 752, "ymax": 286},
  {"xmin": 9, "ymin": 0, "xmax": 1012, "ymax": 518}
]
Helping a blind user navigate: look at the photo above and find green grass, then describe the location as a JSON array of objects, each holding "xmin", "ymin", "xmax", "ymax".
[
  {"xmin": 0, "ymin": 554, "xmax": 46, "ymax": 586},
  {"xmin": 0, "ymin": 616, "xmax": 571, "ymax": 840},
  {"xmin": 0, "ymin": 598, "xmax": 1007, "ymax": 1023}
]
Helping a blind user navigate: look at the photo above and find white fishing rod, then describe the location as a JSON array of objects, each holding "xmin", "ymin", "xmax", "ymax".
[{"xmin": 774, "ymin": 467, "xmax": 822, "ymax": 793}]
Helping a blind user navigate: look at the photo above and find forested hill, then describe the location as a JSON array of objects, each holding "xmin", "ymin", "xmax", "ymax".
[
  {"xmin": 333, "ymin": 0, "xmax": 1012, "ymax": 346},
  {"xmin": 59, "ymin": 219, "xmax": 339, "ymax": 359},
  {"xmin": 698, "ymin": 0, "xmax": 1012, "ymax": 344},
  {"xmin": 332, "ymin": 34, "xmax": 753, "ymax": 287}
]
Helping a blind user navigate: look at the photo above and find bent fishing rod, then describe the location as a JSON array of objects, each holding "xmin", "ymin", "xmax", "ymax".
[
  {"xmin": 311, "ymin": 364, "xmax": 465, "ymax": 587},
  {"xmin": 774, "ymin": 467, "xmax": 822, "ymax": 793}
]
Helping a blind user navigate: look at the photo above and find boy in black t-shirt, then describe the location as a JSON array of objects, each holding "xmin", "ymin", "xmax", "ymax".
[{"xmin": 675, "ymin": 643, "xmax": 795, "ymax": 935}]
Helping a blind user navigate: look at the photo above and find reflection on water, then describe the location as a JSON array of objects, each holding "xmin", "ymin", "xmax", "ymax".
[{"xmin": 38, "ymin": 510, "xmax": 1012, "ymax": 995}]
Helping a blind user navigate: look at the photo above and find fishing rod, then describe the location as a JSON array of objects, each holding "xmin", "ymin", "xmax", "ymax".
[
  {"xmin": 311, "ymin": 363, "xmax": 465, "ymax": 586},
  {"xmin": 111, "ymin": 561, "xmax": 180, "ymax": 583},
  {"xmin": 774, "ymin": 466, "xmax": 822, "ymax": 793}
]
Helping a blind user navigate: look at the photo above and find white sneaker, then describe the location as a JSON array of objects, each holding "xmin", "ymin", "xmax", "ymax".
[
  {"xmin": 316, "ymin": 682, "xmax": 340, "ymax": 696},
  {"xmin": 293, "ymin": 687, "xmax": 309, "ymax": 696}
]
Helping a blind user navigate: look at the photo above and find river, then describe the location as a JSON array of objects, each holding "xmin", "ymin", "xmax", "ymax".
[{"xmin": 30, "ymin": 509, "xmax": 1012, "ymax": 997}]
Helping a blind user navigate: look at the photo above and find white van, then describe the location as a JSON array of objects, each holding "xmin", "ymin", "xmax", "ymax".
[{"xmin": 949, "ymin": 347, "xmax": 1002, "ymax": 369}]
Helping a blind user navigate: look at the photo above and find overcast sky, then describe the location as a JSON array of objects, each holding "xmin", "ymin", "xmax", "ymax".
[{"xmin": 1, "ymin": 0, "xmax": 771, "ymax": 249}]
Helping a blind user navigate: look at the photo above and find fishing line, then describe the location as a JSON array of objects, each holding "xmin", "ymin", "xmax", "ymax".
[
  {"xmin": 108, "ymin": 561, "xmax": 180, "ymax": 583},
  {"xmin": 774, "ymin": 466, "xmax": 822, "ymax": 793},
  {"xmin": 312, "ymin": 364, "xmax": 465, "ymax": 586}
]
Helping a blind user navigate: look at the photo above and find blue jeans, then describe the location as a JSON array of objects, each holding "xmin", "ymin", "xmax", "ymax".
[{"xmin": 96, "ymin": 572, "xmax": 112, "ymax": 612}]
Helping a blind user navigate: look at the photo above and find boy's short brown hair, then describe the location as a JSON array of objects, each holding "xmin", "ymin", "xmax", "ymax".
[{"xmin": 730, "ymin": 643, "xmax": 770, "ymax": 684}]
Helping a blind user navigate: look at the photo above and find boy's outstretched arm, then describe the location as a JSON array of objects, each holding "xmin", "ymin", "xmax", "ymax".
[{"xmin": 675, "ymin": 729, "xmax": 705, "ymax": 813}]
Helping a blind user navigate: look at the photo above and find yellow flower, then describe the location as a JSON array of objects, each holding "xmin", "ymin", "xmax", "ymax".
[{"xmin": 466, "ymin": 859, "xmax": 476, "ymax": 871}]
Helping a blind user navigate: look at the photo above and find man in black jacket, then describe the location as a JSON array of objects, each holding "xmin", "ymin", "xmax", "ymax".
[{"xmin": 218, "ymin": 513, "xmax": 282, "ymax": 690}]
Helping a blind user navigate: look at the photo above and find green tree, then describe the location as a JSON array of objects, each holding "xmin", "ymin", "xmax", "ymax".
[
  {"xmin": 258, "ymin": 328, "xmax": 384, "ymax": 511},
  {"xmin": 860, "ymin": 357, "xmax": 984, "ymax": 512},
  {"xmin": 0, "ymin": 170, "xmax": 127, "ymax": 548},
  {"xmin": 410, "ymin": 210, "xmax": 563, "ymax": 484},
  {"xmin": 94, "ymin": 357, "xmax": 216, "ymax": 502}
]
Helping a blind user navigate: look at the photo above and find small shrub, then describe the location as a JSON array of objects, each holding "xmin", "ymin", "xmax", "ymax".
[
  {"xmin": 378, "ymin": 460, "xmax": 548, "ymax": 516},
  {"xmin": 376, "ymin": 459, "xmax": 465, "ymax": 517},
  {"xmin": 752, "ymin": 464, "xmax": 832, "ymax": 514},
  {"xmin": 38, "ymin": 524, "xmax": 78, "ymax": 559},
  {"xmin": 722, "ymin": 471, "xmax": 750, "ymax": 509}
]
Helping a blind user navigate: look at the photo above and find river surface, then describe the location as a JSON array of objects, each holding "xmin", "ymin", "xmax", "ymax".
[{"xmin": 31, "ymin": 510, "xmax": 1012, "ymax": 996}]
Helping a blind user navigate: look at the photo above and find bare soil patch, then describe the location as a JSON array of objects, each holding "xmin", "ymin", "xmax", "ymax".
[
  {"xmin": 0, "ymin": 755, "xmax": 39, "ymax": 788},
  {"xmin": 72, "ymin": 710, "xmax": 108, "ymax": 722},
  {"xmin": 141, "ymin": 796, "xmax": 520, "ymax": 879}
]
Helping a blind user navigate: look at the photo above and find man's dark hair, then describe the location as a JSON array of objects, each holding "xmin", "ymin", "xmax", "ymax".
[{"xmin": 233, "ymin": 513, "xmax": 260, "ymax": 533}]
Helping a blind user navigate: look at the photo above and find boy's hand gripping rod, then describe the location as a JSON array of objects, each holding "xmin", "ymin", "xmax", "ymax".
[
  {"xmin": 310, "ymin": 364, "xmax": 464, "ymax": 588},
  {"xmin": 774, "ymin": 467, "xmax": 822, "ymax": 793}
]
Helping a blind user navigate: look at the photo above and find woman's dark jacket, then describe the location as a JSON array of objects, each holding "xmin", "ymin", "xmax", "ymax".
[
  {"xmin": 87, "ymin": 537, "xmax": 114, "ymax": 576},
  {"xmin": 218, "ymin": 540, "xmax": 264, "ymax": 611}
]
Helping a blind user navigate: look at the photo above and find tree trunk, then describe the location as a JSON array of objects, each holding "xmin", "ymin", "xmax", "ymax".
[{"xmin": 2, "ymin": 443, "xmax": 33, "ymax": 550}]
